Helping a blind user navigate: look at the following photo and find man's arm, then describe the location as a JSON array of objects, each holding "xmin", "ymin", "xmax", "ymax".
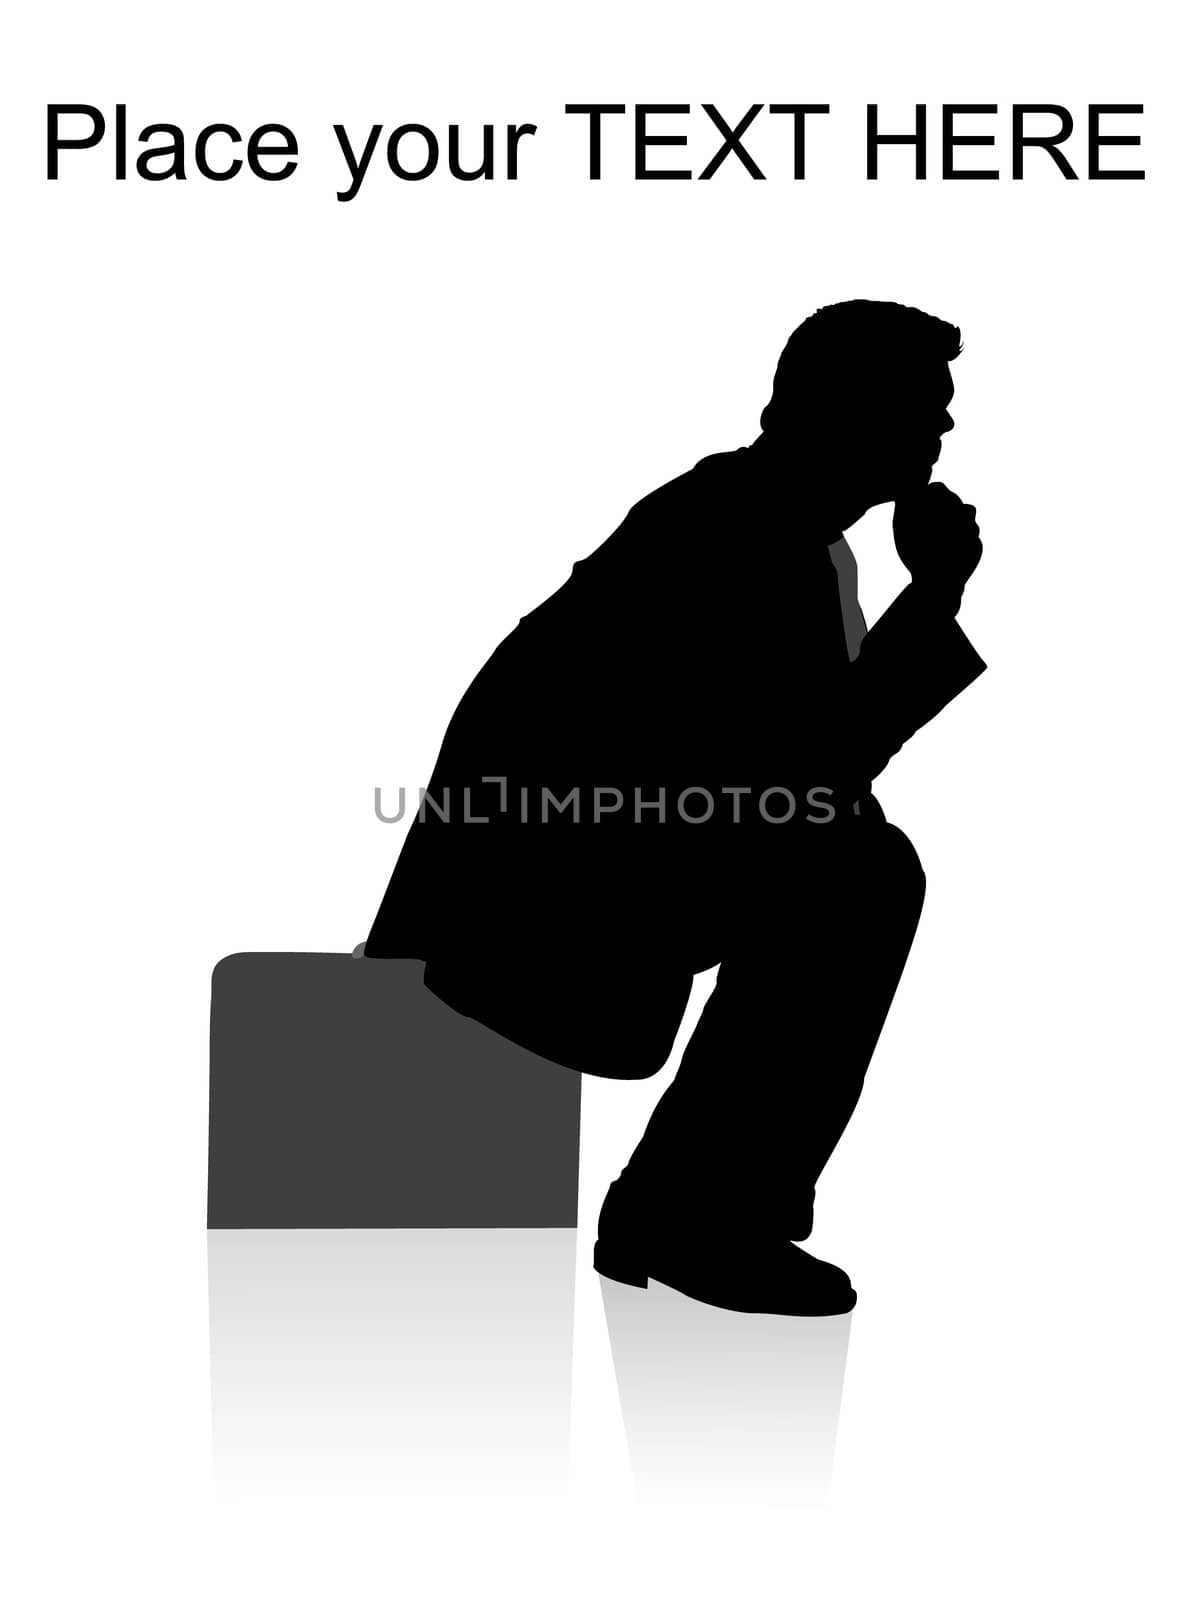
[{"xmin": 815, "ymin": 483, "xmax": 986, "ymax": 788}]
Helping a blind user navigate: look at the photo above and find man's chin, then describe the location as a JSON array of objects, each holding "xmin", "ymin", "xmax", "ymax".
[{"xmin": 892, "ymin": 464, "xmax": 934, "ymax": 499}]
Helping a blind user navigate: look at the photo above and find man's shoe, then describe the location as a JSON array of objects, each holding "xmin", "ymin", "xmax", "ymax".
[{"xmin": 593, "ymin": 1225, "xmax": 856, "ymax": 1317}]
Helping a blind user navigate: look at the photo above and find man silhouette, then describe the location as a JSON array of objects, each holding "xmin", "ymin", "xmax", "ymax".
[{"xmin": 366, "ymin": 299, "xmax": 986, "ymax": 1315}]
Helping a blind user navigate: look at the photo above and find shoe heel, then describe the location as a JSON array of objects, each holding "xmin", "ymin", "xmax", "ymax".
[{"xmin": 593, "ymin": 1239, "xmax": 649, "ymax": 1289}]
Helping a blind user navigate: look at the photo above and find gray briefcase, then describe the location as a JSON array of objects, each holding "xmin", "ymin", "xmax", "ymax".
[{"xmin": 207, "ymin": 953, "xmax": 581, "ymax": 1227}]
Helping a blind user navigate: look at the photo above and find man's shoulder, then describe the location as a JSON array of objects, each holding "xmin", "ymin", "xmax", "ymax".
[
  {"xmin": 580, "ymin": 448, "xmax": 747, "ymax": 572},
  {"xmin": 625, "ymin": 447, "xmax": 747, "ymax": 523}
]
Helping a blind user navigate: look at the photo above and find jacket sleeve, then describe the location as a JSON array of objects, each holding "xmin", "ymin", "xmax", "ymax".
[{"xmin": 811, "ymin": 582, "xmax": 987, "ymax": 791}]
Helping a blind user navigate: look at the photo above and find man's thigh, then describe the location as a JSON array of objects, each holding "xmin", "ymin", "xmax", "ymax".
[
  {"xmin": 423, "ymin": 937, "xmax": 694, "ymax": 1082},
  {"xmin": 662, "ymin": 816, "xmax": 926, "ymax": 966}
]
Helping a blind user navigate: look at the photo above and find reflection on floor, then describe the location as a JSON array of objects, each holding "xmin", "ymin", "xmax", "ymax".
[
  {"xmin": 601, "ymin": 1277, "xmax": 851, "ymax": 1504},
  {"xmin": 209, "ymin": 1228, "xmax": 851, "ymax": 1505},
  {"xmin": 208, "ymin": 1228, "xmax": 576, "ymax": 1492}
]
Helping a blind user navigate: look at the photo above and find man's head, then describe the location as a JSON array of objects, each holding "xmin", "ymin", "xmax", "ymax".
[{"xmin": 759, "ymin": 300, "xmax": 962, "ymax": 506}]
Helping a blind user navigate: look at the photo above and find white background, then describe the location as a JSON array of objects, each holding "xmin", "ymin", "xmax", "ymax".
[{"xmin": 3, "ymin": 2, "xmax": 1198, "ymax": 1594}]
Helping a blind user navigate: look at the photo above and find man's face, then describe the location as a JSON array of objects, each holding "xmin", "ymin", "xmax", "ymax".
[
  {"xmin": 771, "ymin": 355, "xmax": 958, "ymax": 514},
  {"xmin": 862, "ymin": 360, "xmax": 956, "ymax": 501}
]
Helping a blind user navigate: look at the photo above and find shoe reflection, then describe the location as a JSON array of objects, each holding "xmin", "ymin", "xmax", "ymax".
[
  {"xmin": 600, "ymin": 1277, "xmax": 851, "ymax": 1504},
  {"xmin": 208, "ymin": 1228, "xmax": 575, "ymax": 1493}
]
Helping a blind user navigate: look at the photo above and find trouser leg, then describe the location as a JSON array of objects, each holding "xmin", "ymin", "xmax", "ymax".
[{"xmin": 614, "ymin": 823, "xmax": 927, "ymax": 1238}]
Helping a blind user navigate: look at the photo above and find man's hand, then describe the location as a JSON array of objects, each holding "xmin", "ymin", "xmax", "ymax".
[{"xmin": 893, "ymin": 483, "xmax": 983, "ymax": 602}]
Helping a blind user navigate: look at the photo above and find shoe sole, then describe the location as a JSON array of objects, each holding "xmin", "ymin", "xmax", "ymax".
[{"xmin": 592, "ymin": 1239, "xmax": 856, "ymax": 1315}]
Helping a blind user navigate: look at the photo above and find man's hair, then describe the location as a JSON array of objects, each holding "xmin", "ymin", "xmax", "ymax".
[{"xmin": 760, "ymin": 299, "xmax": 962, "ymax": 433}]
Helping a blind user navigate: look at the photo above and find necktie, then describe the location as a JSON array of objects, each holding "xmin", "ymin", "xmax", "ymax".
[
  {"xmin": 827, "ymin": 537, "xmax": 868, "ymax": 662},
  {"xmin": 827, "ymin": 536, "xmax": 868, "ymax": 815}
]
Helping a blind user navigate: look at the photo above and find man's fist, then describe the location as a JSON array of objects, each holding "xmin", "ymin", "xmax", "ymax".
[{"xmin": 893, "ymin": 483, "xmax": 983, "ymax": 596}]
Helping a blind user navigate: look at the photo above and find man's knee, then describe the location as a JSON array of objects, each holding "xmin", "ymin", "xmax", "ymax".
[
  {"xmin": 879, "ymin": 823, "xmax": 925, "ymax": 894},
  {"xmin": 867, "ymin": 824, "xmax": 927, "ymax": 938},
  {"xmin": 824, "ymin": 820, "xmax": 926, "ymax": 923}
]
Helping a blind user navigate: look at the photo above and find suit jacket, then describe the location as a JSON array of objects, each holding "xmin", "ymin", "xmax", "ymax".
[{"xmin": 364, "ymin": 444, "xmax": 985, "ymax": 1072}]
